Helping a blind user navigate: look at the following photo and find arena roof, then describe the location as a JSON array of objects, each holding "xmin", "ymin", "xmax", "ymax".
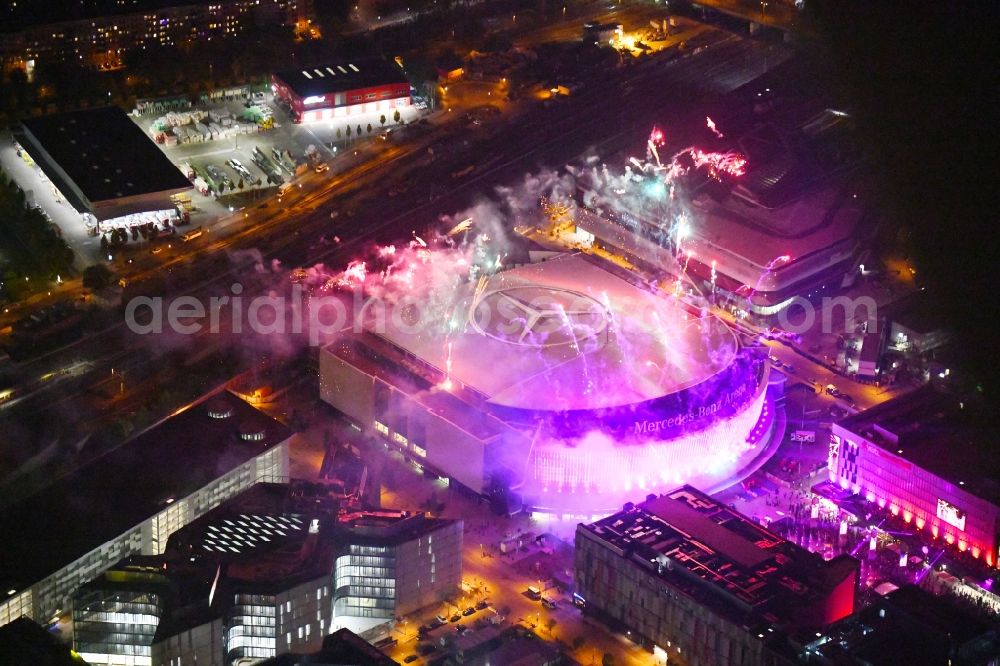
[
  {"xmin": 275, "ymin": 59, "xmax": 409, "ymax": 98},
  {"xmin": 0, "ymin": 391, "xmax": 292, "ymax": 595},
  {"xmin": 17, "ymin": 106, "xmax": 191, "ymax": 206},
  {"xmin": 366, "ymin": 254, "xmax": 738, "ymax": 412}
]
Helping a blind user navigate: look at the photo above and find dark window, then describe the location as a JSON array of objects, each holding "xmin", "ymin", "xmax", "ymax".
[{"xmin": 373, "ymin": 380, "xmax": 390, "ymax": 421}]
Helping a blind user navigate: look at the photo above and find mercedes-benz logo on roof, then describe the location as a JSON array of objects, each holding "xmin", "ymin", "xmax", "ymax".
[{"xmin": 470, "ymin": 286, "xmax": 610, "ymax": 349}]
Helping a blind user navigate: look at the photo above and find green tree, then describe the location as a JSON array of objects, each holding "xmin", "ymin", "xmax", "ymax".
[
  {"xmin": 356, "ymin": 124, "xmax": 362, "ymax": 137},
  {"xmin": 393, "ymin": 108, "xmax": 402, "ymax": 124},
  {"xmin": 366, "ymin": 123, "xmax": 373, "ymax": 135},
  {"xmin": 346, "ymin": 125, "xmax": 352, "ymax": 140},
  {"xmin": 336, "ymin": 127, "xmax": 342, "ymax": 142},
  {"xmin": 82, "ymin": 264, "xmax": 113, "ymax": 290},
  {"xmin": 379, "ymin": 114, "xmax": 387, "ymax": 127},
  {"xmin": 544, "ymin": 617, "xmax": 557, "ymax": 636},
  {"xmin": 238, "ymin": 178, "xmax": 245, "ymax": 190}
]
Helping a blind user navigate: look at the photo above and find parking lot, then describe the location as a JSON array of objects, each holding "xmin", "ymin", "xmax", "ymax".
[
  {"xmin": 133, "ymin": 91, "xmax": 424, "ymax": 212},
  {"xmin": 0, "ymin": 91, "xmax": 427, "ymax": 271}
]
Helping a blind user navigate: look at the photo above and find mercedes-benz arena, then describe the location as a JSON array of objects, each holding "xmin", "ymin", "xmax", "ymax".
[
  {"xmin": 319, "ymin": 253, "xmax": 774, "ymax": 515},
  {"xmin": 271, "ymin": 58, "xmax": 410, "ymax": 123}
]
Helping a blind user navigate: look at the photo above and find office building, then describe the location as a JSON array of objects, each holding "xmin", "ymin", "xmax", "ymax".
[
  {"xmin": 84, "ymin": 482, "xmax": 462, "ymax": 665},
  {"xmin": 0, "ymin": 390, "xmax": 292, "ymax": 635},
  {"xmin": 575, "ymin": 486, "xmax": 858, "ymax": 666}
]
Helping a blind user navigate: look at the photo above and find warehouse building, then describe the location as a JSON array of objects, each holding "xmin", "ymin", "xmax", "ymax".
[
  {"xmin": 271, "ymin": 58, "xmax": 411, "ymax": 123},
  {"xmin": 14, "ymin": 106, "xmax": 192, "ymax": 223}
]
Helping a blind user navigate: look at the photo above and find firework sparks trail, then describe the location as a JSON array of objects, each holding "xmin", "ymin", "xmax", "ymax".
[
  {"xmin": 447, "ymin": 217, "xmax": 474, "ymax": 236},
  {"xmin": 686, "ymin": 148, "xmax": 747, "ymax": 178},
  {"xmin": 647, "ymin": 126, "xmax": 665, "ymax": 167},
  {"xmin": 441, "ymin": 341, "xmax": 454, "ymax": 390},
  {"xmin": 706, "ymin": 116, "xmax": 724, "ymax": 139}
]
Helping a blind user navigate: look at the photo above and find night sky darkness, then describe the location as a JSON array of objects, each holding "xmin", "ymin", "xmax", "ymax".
[{"xmin": 809, "ymin": 1, "xmax": 998, "ymax": 403}]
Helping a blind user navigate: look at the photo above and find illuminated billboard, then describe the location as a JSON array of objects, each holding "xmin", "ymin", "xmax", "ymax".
[{"xmin": 936, "ymin": 498, "xmax": 966, "ymax": 531}]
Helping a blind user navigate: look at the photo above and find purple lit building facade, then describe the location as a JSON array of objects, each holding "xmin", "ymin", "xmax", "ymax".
[{"xmin": 829, "ymin": 386, "xmax": 1000, "ymax": 568}]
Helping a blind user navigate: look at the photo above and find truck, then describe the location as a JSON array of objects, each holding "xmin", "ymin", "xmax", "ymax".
[
  {"xmin": 252, "ymin": 147, "xmax": 284, "ymax": 184},
  {"xmin": 180, "ymin": 226, "xmax": 203, "ymax": 242},
  {"xmin": 272, "ymin": 147, "xmax": 297, "ymax": 174},
  {"xmin": 526, "ymin": 586, "xmax": 541, "ymax": 600}
]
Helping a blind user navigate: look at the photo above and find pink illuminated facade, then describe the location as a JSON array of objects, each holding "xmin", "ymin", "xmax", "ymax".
[{"xmin": 829, "ymin": 387, "xmax": 1000, "ymax": 568}]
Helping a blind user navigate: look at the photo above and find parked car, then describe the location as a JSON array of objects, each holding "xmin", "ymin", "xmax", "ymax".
[
  {"xmin": 462, "ymin": 607, "xmax": 475, "ymax": 616},
  {"xmin": 450, "ymin": 614, "xmax": 461, "ymax": 623}
]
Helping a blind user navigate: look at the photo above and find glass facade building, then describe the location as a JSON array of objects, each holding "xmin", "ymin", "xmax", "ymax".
[
  {"xmin": 225, "ymin": 593, "xmax": 277, "ymax": 664},
  {"xmin": 72, "ymin": 574, "xmax": 166, "ymax": 666},
  {"xmin": 332, "ymin": 545, "xmax": 396, "ymax": 635}
]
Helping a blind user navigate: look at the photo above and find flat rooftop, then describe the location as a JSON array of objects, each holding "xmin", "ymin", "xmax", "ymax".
[
  {"xmin": 328, "ymin": 335, "xmax": 510, "ymax": 442},
  {"xmin": 580, "ymin": 485, "xmax": 857, "ymax": 625},
  {"xmin": 0, "ymin": 391, "xmax": 292, "ymax": 595},
  {"xmin": 275, "ymin": 59, "xmax": 409, "ymax": 98},
  {"xmin": 367, "ymin": 253, "xmax": 738, "ymax": 412},
  {"xmin": 18, "ymin": 106, "xmax": 191, "ymax": 205},
  {"xmin": 837, "ymin": 385, "xmax": 1000, "ymax": 505}
]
